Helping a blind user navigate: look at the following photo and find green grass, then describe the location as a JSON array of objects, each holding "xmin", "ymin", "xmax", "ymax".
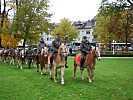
[{"xmin": 0, "ymin": 58, "xmax": 133, "ymax": 100}]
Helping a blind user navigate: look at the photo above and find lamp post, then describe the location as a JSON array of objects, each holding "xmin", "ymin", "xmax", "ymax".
[{"xmin": 112, "ymin": 40, "xmax": 115, "ymax": 55}]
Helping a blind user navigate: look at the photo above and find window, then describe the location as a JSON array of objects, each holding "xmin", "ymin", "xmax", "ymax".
[
  {"xmin": 86, "ymin": 31, "xmax": 90, "ymax": 34},
  {"xmin": 87, "ymin": 37, "xmax": 90, "ymax": 40},
  {"xmin": 94, "ymin": 35, "xmax": 97, "ymax": 38},
  {"xmin": 47, "ymin": 38, "xmax": 49, "ymax": 41},
  {"xmin": 78, "ymin": 38, "xmax": 80, "ymax": 41}
]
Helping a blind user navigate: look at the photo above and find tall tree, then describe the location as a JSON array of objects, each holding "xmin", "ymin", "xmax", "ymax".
[
  {"xmin": 96, "ymin": 0, "xmax": 133, "ymax": 50},
  {"xmin": 11, "ymin": 0, "xmax": 52, "ymax": 47},
  {"xmin": 52, "ymin": 18, "xmax": 79, "ymax": 43}
]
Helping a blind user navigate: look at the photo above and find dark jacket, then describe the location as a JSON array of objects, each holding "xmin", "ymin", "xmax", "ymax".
[
  {"xmin": 52, "ymin": 40, "xmax": 62, "ymax": 52},
  {"xmin": 26, "ymin": 49, "xmax": 34, "ymax": 58},
  {"xmin": 80, "ymin": 41, "xmax": 91, "ymax": 54}
]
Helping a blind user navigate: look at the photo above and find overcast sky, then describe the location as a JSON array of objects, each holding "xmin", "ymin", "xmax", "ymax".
[
  {"xmin": 49, "ymin": 0, "xmax": 102, "ymax": 23},
  {"xmin": 1, "ymin": 0, "xmax": 102, "ymax": 23}
]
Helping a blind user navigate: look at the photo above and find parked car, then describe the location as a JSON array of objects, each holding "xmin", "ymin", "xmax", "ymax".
[{"xmin": 128, "ymin": 47, "xmax": 133, "ymax": 51}]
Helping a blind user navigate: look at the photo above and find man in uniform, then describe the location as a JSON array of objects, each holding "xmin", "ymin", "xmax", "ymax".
[
  {"xmin": 50, "ymin": 34, "xmax": 68, "ymax": 69},
  {"xmin": 9, "ymin": 47, "xmax": 15, "ymax": 57},
  {"xmin": 37, "ymin": 38, "xmax": 46, "ymax": 53},
  {"xmin": 80, "ymin": 36, "xmax": 92, "ymax": 70},
  {"xmin": 26, "ymin": 46, "xmax": 34, "ymax": 69}
]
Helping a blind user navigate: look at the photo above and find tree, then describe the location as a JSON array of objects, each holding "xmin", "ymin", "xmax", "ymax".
[
  {"xmin": 94, "ymin": 15, "xmax": 116, "ymax": 49},
  {"xmin": 52, "ymin": 18, "xmax": 79, "ymax": 43},
  {"xmin": 96, "ymin": 0, "xmax": 133, "ymax": 50},
  {"xmin": 11, "ymin": 0, "xmax": 52, "ymax": 47}
]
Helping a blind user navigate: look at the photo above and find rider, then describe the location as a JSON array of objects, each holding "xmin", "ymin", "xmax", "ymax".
[
  {"xmin": 26, "ymin": 46, "xmax": 34, "ymax": 69},
  {"xmin": 80, "ymin": 36, "xmax": 92, "ymax": 70},
  {"xmin": 9, "ymin": 47, "xmax": 15, "ymax": 57},
  {"xmin": 50, "ymin": 34, "xmax": 68, "ymax": 69},
  {"xmin": 37, "ymin": 38, "xmax": 46, "ymax": 53}
]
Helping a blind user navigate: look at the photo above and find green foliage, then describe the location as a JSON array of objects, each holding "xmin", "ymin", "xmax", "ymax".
[
  {"xmin": 52, "ymin": 18, "xmax": 79, "ymax": 43},
  {"xmin": 95, "ymin": 0, "xmax": 133, "ymax": 48},
  {"xmin": 11, "ymin": 0, "xmax": 52, "ymax": 45}
]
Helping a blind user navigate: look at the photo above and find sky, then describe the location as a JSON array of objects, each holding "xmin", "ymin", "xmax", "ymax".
[
  {"xmin": 1, "ymin": 0, "xmax": 102, "ymax": 23},
  {"xmin": 49, "ymin": 0, "xmax": 102, "ymax": 23}
]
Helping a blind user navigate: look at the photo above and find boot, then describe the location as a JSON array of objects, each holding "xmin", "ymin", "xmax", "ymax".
[
  {"xmin": 80, "ymin": 60, "xmax": 84, "ymax": 70},
  {"xmin": 65, "ymin": 62, "xmax": 68, "ymax": 68}
]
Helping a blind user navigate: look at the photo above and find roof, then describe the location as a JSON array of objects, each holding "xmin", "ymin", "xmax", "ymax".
[{"xmin": 72, "ymin": 20, "xmax": 95, "ymax": 29}]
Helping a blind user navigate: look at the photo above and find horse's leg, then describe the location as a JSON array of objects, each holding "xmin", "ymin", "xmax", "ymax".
[
  {"xmin": 20, "ymin": 60, "xmax": 23, "ymax": 69},
  {"xmin": 10, "ymin": 57, "xmax": 12, "ymax": 65},
  {"xmin": 41, "ymin": 64, "xmax": 43, "ymax": 75},
  {"xmin": 90, "ymin": 68, "xmax": 94, "ymax": 80},
  {"xmin": 37, "ymin": 63, "xmax": 39, "ymax": 72},
  {"xmin": 74, "ymin": 64, "xmax": 77, "ymax": 79},
  {"xmin": 61, "ymin": 66, "xmax": 65, "ymax": 85},
  {"xmin": 87, "ymin": 68, "xmax": 92, "ymax": 83},
  {"xmin": 13, "ymin": 57, "xmax": 15, "ymax": 65},
  {"xmin": 54, "ymin": 66, "xmax": 57, "ymax": 83},
  {"xmin": 50, "ymin": 66, "xmax": 52, "ymax": 79},
  {"xmin": 80, "ymin": 69, "xmax": 84, "ymax": 80}
]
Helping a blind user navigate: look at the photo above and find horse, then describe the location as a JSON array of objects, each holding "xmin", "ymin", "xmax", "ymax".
[
  {"xmin": 16, "ymin": 49, "xmax": 26, "ymax": 69},
  {"xmin": 36, "ymin": 47, "xmax": 50, "ymax": 75},
  {"xmin": 74, "ymin": 46, "xmax": 101, "ymax": 82},
  {"xmin": 9, "ymin": 49, "xmax": 16, "ymax": 65},
  {"xmin": 0, "ymin": 49, "xmax": 3, "ymax": 60},
  {"xmin": 50, "ymin": 43, "xmax": 68, "ymax": 85},
  {"xmin": 3, "ymin": 48, "xmax": 9, "ymax": 63}
]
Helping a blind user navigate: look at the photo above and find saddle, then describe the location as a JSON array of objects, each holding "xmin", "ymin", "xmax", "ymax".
[{"xmin": 76, "ymin": 54, "xmax": 87, "ymax": 62}]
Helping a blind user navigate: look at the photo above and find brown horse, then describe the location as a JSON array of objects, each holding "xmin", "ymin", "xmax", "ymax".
[
  {"xmin": 50, "ymin": 43, "xmax": 68, "ymax": 85},
  {"xmin": 16, "ymin": 49, "xmax": 26, "ymax": 69},
  {"xmin": 3, "ymin": 49, "xmax": 9, "ymax": 63},
  {"xmin": 74, "ymin": 46, "xmax": 101, "ymax": 82},
  {"xmin": 36, "ymin": 47, "xmax": 50, "ymax": 75},
  {"xmin": 9, "ymin": 50, "xmax": 16, "ymax": 65}
]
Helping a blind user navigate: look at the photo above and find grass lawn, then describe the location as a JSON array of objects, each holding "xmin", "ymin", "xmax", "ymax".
[{"xmin": 0, "ymin": 58, "xmax": 133, "ymax": 100}]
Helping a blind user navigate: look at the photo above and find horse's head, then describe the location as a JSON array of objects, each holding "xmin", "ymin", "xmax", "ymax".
[
  {"xmin": 41, "ymin": 47, "xmax": 48, "ymax": 57},
  {"xmin": 58, "ymin": 43, "xmax": 68, "ymax": 57},
  {"xmin": 92, "ymin": 46, "xmax": 101, "ymax": 61},
  {"xmin": 21, "ymin": 50, "xmax": 25, "ymax": 58}
]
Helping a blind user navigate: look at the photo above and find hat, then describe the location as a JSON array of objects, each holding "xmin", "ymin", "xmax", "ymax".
[
  {"xmin": 56, "ymin": 34, "xmax": 61, "ymax": 36},
  {"xmin": 83, "ymin": 36, "xmax": 87, "ymax": 39}
]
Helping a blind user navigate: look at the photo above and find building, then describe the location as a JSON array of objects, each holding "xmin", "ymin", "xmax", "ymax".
[{"xmin": 41, "ymin": 17, "xmax": 97, "ymax": 45}]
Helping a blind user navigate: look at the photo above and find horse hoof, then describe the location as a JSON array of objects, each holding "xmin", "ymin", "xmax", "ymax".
[
  {"xmin": 74, "ymin": 77, "xmax": 76, "ymax": 79},
  {"xmin": 50, "ymin": 77, "xmax": 53, "ymax": 80},
  {"xmin": 89, "ymin": 80, "xmax": 92, "ymax": 83},
  {"xmin": 82, "ymin": 78, "xmax": 84, "ymax": 80},
  {"xmin": 37, "ymin": 70, "xmax": 39, "ymax": 72},
  {"xmin": 54, "ymin": 80, "xmax": 58, "ymax": 83},
  {"xmin": 41, "ymin": 72, "xmax": 43, "ymax": 75},
  {"xmin": 62, "ymin": 82, "xmax": 64, "ymax": 85}
]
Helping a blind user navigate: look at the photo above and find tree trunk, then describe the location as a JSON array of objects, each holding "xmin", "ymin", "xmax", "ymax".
[
  {"xmin": 0, "ymin": 0, "xmax": 1, "ymax": 14},
  {"xmin": 1, "ymin": 0, "xmax": 6, "ymax": 27},
  {"xmin": 0, "ymin": 0, "xmax": 6, "ymax": 47},
  {"xmin": 16, "ymin": 0, "xmax": 19, "ymax": 9},
  {"xmin": 23, "ymin": 38, "xmax": 26, "ymax": 48}
]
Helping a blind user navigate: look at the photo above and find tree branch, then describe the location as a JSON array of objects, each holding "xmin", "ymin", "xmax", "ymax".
[{"xmin": 127, "ymin": 0, "xmax": 133, "ymax": 6}]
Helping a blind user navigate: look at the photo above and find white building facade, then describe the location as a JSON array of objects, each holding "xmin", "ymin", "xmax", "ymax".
[{"xmin": 42, "ymin": 18, "xmax": 97, "ymax": 45}]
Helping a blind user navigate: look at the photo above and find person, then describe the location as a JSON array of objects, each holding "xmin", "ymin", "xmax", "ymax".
[
  {"xmin": 80, "ymin": 36, "xmax": 92, "ymax": 70},
  {"xmin": 9, "ymin": 47, "xmax": 15, "ymax": 57},
  {"xmin": 37, "ymin": 38, "xmax": 46, "ymax": 53},
  {"xmin": 69, "ymin": 46, "xmax": 72, "ymax": 56},
  {"xmin": 50, "ymin": 34, "xmax": 68, "ymax": 69},
  {"xmin": 26, "ymin": 46, "xmax": 34, "ymax": 69}
]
